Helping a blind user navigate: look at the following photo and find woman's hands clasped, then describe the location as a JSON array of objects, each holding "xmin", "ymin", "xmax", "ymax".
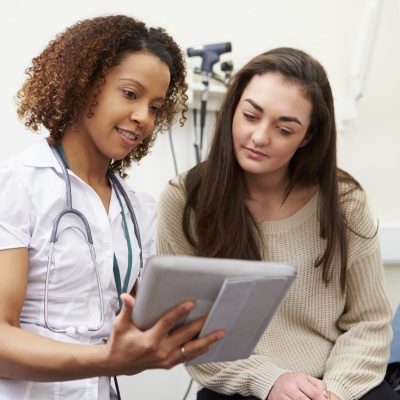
[
  {"xmin": 102, "ymin": 293, "xmax": 224, "ymax": 376},
  {"xmin": 268, "ymin": 372, "xmax": 341, "ymax": 400}
]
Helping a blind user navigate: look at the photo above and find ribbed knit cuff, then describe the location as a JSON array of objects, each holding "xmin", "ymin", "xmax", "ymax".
[
  {"xmin": 249, "ymin": 365, "xmax": 288, "ymax": 400},
  {"xmin": 325, "ymin": 379, "xmax": 356, "ymax": 400}
]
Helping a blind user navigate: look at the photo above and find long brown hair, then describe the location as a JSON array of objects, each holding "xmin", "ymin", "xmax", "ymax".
[
  {"xmin": 183, "ymin": 47, "xmax": 362, "ymax": 291},
  {"xmin": 16, "ymin": 15, "xmax": 188, "ymax": 176}
]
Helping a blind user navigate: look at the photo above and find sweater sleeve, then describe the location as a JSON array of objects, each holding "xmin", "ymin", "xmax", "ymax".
[
  {"xmin": 323, "ymin": 188, "xmax": 393, "ymax": 399},
  {"xmin": 156, "ymin": 175, "xmax": 197, "ymax": 257},
  {"xmin": 187, "ymin": 358, "xmax": 288, "ymax": 399}
]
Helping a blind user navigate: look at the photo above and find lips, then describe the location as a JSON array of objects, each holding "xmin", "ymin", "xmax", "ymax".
[
  {"xmin": 245, "ymin": 147, "xmax": 268, "ymax": 157},
  {"xmin": 116, "ymin": 127, "xmax": 140, "ymax": 141}
]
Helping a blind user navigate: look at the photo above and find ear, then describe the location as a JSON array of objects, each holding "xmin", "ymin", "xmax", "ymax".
[{"xmin": 298, "ymin": 133, "xmax": 312, "ymax": 148}]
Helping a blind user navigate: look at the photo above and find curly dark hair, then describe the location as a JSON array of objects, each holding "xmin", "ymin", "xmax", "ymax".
[{"xmin": 16, "ymin": 14, "xmax": 188, "ymax": 175}]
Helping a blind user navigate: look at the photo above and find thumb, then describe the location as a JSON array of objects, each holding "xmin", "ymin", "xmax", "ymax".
[{"xmin": 118, "ymin": 293, "xmax": 135, "ymax": 325}]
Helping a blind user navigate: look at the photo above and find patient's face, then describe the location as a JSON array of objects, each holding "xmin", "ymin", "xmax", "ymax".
[{"xmin": 232, "ymin": 72, "xmax": 312, "ymax": 180}]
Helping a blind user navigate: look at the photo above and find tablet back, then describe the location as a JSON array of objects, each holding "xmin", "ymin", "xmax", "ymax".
[{"xmin": 131, "ymin": 255, "xmax": 296, "ymax": 332}]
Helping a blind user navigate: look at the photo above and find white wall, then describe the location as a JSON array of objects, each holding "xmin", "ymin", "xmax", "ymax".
[{"xmin": 1, "ymin": 1, "xmax": 400, "ymax": 399}]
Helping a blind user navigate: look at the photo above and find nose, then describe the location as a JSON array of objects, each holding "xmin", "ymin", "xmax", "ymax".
[
  {"xmin": 251, "ymin": 124, "xmax": 271, "ymax": 147},
  {"xmin": 129, "ymin": 103, "xmax": 151, "ymax": 131}
]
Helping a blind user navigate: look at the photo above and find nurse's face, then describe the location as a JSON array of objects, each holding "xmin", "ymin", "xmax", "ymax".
[
  {"xmin": 232, "ymin": 72, "xmax": 312, "ymax": 181},
  {"xmin": 77, "ymin": 52, "xmax": 171, "ymax": 162}
]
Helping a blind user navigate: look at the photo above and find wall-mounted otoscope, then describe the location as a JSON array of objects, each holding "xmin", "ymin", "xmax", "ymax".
[
  {"xmin": 187, "ymin": 42, "xmax": 232, "ymax": 164},
  {"xmin": 187, "ymin": 42, "xmax": 232, "ymax": 74}
]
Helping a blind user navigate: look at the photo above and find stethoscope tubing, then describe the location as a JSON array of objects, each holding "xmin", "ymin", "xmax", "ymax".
[
  {"xmin": 44, "ymin": 146, "xmax": 142, "ymax": 336},
  {"xmin": 107, "ymin": 172, "xmax": 143, "ymax": 282}
]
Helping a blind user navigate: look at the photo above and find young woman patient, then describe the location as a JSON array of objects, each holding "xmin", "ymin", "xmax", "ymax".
[{"xmin": 156, "ymin": 47, "xmax": 397, "ymax": 400}]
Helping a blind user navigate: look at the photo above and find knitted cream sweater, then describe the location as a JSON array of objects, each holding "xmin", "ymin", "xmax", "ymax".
[{"xmin": 156, "ymin": 174, "xmax": 393, "ymax": 400}]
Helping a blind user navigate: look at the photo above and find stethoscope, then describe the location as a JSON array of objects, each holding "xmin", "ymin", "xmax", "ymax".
[{"xmin": 45, "ymin": 144, "xmax": 143, "ymax": 336}]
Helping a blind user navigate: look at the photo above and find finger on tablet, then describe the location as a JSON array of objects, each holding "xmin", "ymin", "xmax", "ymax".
[
  {"xmin": 175, "ymin": 330, "xmax": 225, "ymax": 363},
  {"xmin": 149, "ymin": 301, "xmax": 195, "ymax": 336}
]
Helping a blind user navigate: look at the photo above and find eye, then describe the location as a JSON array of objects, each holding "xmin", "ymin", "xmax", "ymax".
[
  {"xmin": 277, "ymin": 126, "xmax": 292, "ymax": 136},
  {"xmin": 123, "ymin": 89, "xmax": 137, "ymax": 99},
  {"xmin": 150, "ymin": 105, "xmax": 162, "ymax": 114},
  {"xmin": 243, "ymin": 112, "xmax": 258, "ymax": 121}
]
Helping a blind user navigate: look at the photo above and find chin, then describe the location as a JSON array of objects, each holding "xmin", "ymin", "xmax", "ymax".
[
  {"xmin": 238, "ymin": 160, "xmax": 265, "ymax": 175},
  {"xmin": 107, "ymin": 149, "xmax": 133, "ymax": 162}
]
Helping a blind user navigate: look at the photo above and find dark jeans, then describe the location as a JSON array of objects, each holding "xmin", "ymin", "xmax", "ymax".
[{"xmin": 197, "ymin": 379, "xmax": 400, "ymax": 400}]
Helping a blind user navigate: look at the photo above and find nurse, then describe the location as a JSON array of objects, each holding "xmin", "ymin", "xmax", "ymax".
[{"xmin": 0, "ymin": 15, "xmax": 223, "ymax": 399}]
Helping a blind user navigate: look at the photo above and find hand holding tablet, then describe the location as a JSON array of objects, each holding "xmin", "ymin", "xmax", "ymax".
[{"xmin": 131, "ymin": 255, "xmax": 296, "ymax": 365}]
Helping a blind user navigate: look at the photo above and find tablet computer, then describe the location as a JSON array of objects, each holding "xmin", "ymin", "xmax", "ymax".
[{"xmin": 131, "ymin": 255, "xmax": 296, "ymax": 364}]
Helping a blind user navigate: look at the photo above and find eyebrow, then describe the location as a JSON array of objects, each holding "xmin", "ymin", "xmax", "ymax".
[
  {"xmin": 119, "ymin": 78, "xmax": 144, "ymax": 89},
  {"xmin": 244, "ymin": 98, "xmax": 303, "ymax": 126}
]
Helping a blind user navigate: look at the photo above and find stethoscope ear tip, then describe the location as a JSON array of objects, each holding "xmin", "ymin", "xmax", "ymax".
[
  {"xmin": 78, "ymin": 325, "xmax": 89, "ymax": 334},
  {"xmin": 65, "ymin": 326, "xmax": 89, "ymax": 335},
  {"xmin": 66, "ymin": 327, "xmax": 76, "ymax": 336}
]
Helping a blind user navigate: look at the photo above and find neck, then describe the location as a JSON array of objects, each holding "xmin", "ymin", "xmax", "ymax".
[
  {"xmin": 243, "ymin": 170, "xmax": 318, "ymax": 222},
  {"xmin": 60, "ymin": 127, "xmax": 111, "ymax": 187},
  {"xmin": 243, "ymin": 170, "xmax": 293, "ymax": 222},
  {"xmin": 244, "ymin": 170, "xmax": 290, "ymax": 203}
]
